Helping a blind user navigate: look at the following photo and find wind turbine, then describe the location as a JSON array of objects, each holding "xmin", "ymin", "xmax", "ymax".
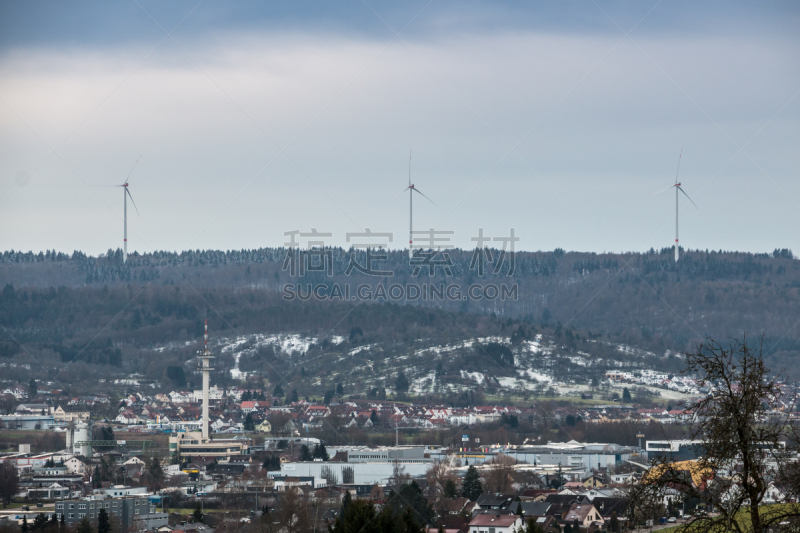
[
  {"xmin": 392, "ymin": 151, "xmax": 435, "ymax": 259},
  {"xmin": 652, "ymin": 150, "xmax": 697, "ymax": 262},
  {"xmin": 119, "ymin": 157, "xmax": 141, "ymax": 263}
]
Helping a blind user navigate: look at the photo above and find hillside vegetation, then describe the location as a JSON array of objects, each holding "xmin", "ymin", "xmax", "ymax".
[{"xmin": 1, "ymin": 247, "xmax": 798, "ymax": 387}]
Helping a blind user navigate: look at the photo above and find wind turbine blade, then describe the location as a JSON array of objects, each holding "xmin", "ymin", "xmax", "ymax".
[
  {"xmin": 126, "ymin": 188, "xmax": 140, "ymax": 215},
  {"xmin": 412, "ymin": 188, "xmax": 436, "ymax": 206},
  {"xmin": 674, "ymin": 149, "xmax": 682, "ymax": 185},
  {"xmin": 384, "ymin": 187, "xmax": 410, "ymax": 202},
  {"xmin": 649, "ymin": 185, "xmax": 675, "ymax": 197},
  {"xmin": 677, "ymin": 187, "xmax": 698, "ymax": 209},
  {"xmin": 675, "ymin": 148, "xmax": 683, "ymax": 183},
  {"xmin": 126, "ymin": 155, "xmax": 142, "ymax": 183},
  {"xmin": 408, "ymin": 150, "xmax": 412, "ymax": 187}
]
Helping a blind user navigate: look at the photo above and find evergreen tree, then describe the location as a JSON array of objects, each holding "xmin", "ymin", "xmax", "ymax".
[
  {"xmin": 21, "ymin": 516, "xmax": 29, "ymax": 533},
  {"xmin": 313, "ymin": 442, "xmax": 329, "ymax": 461},
  {"xmin": 144, "ymin": 456, "xmax": 165, "ymax": 491},
  {"xmin": 260, "ymin": 504, "xmax": 269, "ymax": 522},
  {"xmin": 192, "ymin": 502, "xmax": 203, "ymax": 523},
  {"xmin": 387, "ymin": 481, "xmax": 433, "ymax": 527},
  {"xmin": 300, "ymin": 444, "xmax": 313, "ymax": 461},
  {"xmin": 75, "ymin": 517, "xmax": 93, "ymax": 533},
  {"xmin": 609, "ymin": 511, "xmax": 619, "ymax": 533},
  {"xmin": 370, "ymin": 410, "xmax": 379, "ymax": 426},
  {"xmin": 244, "ymin": 413, "xmax": 255, "ymax": 431},
  {"xmin": 28, "ymin": 379, "xmax": 37, "ymax": 397},
  {"xmin": 33, "ymin": 514, "xmax": 48, "ymax": 531},
  {"xmin": 273, "ymin": 383, "xmax": 284, "ymax": 397},
  {"xmin": 289, "ymin": 389, "xmax": 299, "ymax": 403},
  {"xmin": 443, "ymin": 478, "xmax": 458, "ymax": 499},
  {"xmin": 323, "ymin": 389, "xmax": 335, "ymax": 405},
  {"xmin": 461, "ymin": 465, "xmax": 483, "ymax": 501},
  {"xmin": 395, "ymin": 372, "xmax": 409, "ymax": 393},
  {"xmin": 97, "ymin": 509, "xmax": 110, "ymax": 533},
  {"xmin": 336, "ymin": 383, "xmax": 344, "ymax": 395},
  {"xmin": 622, "ymin": 387, "xmax": 632, "ymax": 401},
  {"xmin": 340, "ymin": 491, "xmax": 352, "ymax": 520}
]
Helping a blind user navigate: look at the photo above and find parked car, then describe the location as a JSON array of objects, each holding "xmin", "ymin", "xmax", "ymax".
[
  {"xmin": 668, "ymin": 517, "xmax": 677, "ymax": 523},
  {"xmin": 36, "ymin": 503, "xmax": 43, "ymax": 508}
]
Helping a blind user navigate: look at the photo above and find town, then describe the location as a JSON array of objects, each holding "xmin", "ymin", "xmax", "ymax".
[{"xmin": 1, "ymin": 353, "xmax": 798, "ymax": 533}]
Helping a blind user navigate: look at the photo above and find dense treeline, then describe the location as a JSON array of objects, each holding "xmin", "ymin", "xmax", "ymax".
[{"xmin": 1, "ymin": 246, "xmax": 798, "ymax": 381}]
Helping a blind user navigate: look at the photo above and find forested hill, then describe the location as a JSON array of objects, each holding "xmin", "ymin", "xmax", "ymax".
[{"xmin": 1, "ymin": 247, "xmax": 799, "ymax": 375}]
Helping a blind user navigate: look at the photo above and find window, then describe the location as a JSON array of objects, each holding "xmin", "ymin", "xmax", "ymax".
[
  {"xmin": 78, "ymin": 514, "xmax": 85, "ymax": 518},
  {"xmin": 79, "ymin": 504, "xmax": 87, "ymax": 510},
  {"xmin": 69, "ymin": 514, "xmax": 74, "ymax": 519},
  {"xmin": 56, "ymin": 504, "xmax": 64, "ymax": 510},
  {"xmin": 90, "ymin": 514, "xmax": 94, "ymax": 518},
  {"xmin": 69, "ymin": 504, "xmax": 75, "ymax": 509}
]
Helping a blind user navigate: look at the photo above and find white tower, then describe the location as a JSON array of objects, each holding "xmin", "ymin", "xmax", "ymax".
[{"xmin": 200, "ymin": 319, "xmax": 214, "ymax": 441}]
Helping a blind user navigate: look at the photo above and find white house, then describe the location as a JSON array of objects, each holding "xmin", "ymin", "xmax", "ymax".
[
  {"xmin": 64, "ymin": 456, "xmax": 90, "ymax": 476},
  {"xmin": 115, "ymin": 411, "xmax": 140, "ymax": 425},
  {"xmin": 123, "ymin": 457, "xmax": 146, "ymax": 467},
  {"xmin": 169, "ymin": 391, "xmax": 193, "ymax": 404},
  {"xmin": 192, "ymin": 386, "xmax": 223, "ymax": 403},
  {"xmin": 468, "ymin": 514, "xmax": 522, "ymax": 533}
]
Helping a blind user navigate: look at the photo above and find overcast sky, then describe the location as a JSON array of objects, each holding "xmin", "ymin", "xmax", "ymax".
[{"xmin": 1, "ymin": 1, "xmax": 798, "ymax": 255}]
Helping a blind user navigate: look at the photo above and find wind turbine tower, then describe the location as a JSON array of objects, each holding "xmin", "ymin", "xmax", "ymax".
[
  {"xmin": 200, "ymin": 319, "xmax": 214, "ymax": 441},
  {"xmin": 652, "ymin": 151, "xmax": 697, "ymax": 262},
  {"xmin": 398, "ymin": 151, "xmax": 435, "ymax": 259},
  {"xmin": 119, "ymin": 158, "xmax": 140, "ymax": 263}
]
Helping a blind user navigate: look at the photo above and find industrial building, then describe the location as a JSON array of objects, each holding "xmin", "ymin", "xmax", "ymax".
[
  {"xmin": 506, "ymin": 441, "xmax": 640, "ymax": 475},
  {"xmin": 645, "ymin": 440, "xmax": 705, "ymax": 461}
]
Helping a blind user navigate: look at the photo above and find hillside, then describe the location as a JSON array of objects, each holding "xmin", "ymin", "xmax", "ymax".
[
  {"xmin": 0, "ymin": 280, "xmax": 691, "ymax": 401},
  {"xmin": 0, "ymin": 248, "xmax": 800, "ymax": 366}
]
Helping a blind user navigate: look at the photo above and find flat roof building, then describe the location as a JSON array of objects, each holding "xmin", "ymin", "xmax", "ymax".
[{"xmin": 55, "ymin": 495, "xmax": 167, "ymax": 531}]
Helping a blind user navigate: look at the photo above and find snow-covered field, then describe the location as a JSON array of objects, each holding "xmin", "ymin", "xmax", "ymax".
[{"xmin": 151, "ymin": 329, "xmax": 691, "ymax": 398}]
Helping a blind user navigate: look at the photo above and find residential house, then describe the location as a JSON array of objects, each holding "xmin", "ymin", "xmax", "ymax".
[
  {"xmin": 476, "ymin": 494, "xmax": 516, "ymax": 511},
  {"xmin": 240, "ymin": 401, "xmax": 270, "ymax": 413},
  {"xmin": 115, "ymin": 411, "xmax": 140, "ymax": 425},
  {"xmin": 169, "ymin": 391, "xmax": 193, "ymax": 404},
  {"xmin": 468, "ymin": 514, "xmax": 522, "ymax": 533},
  {"xmin": 561, "ymin": 503, "xmax": 603, "ymax": 529},
  {"xmin": 64, "ymin": 456, "xmax": 90, "ymax": 476}
]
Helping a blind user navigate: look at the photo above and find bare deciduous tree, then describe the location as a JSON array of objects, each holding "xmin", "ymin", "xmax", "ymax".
[
  {"xmin": 482, "ymin": 454, "xmax": 517, "ymax": 494},
  {"xmin": 632, "ymin": 336, "xmax": 800, "ymax": 533}
]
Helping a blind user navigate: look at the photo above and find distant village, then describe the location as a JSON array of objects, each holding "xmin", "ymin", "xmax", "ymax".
[{"xmin": 1, "ymin": 373, "xmax": 799, "ymax": 533}]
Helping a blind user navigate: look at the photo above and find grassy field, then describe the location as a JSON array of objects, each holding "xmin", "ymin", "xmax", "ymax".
[{"xmin": 654, "ymin": 504, "xmax": 799, "ymax": 532}]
